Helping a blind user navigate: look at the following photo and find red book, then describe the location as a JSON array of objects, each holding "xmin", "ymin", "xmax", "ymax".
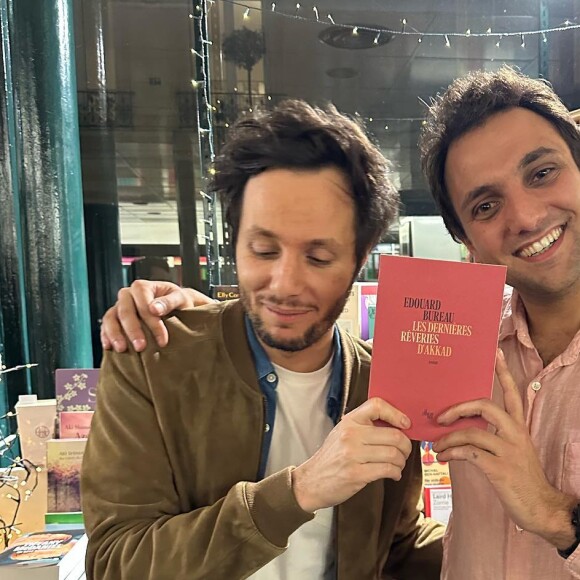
[
  {"xmin": 59, "ymin": 411, "xmax": 94, "ymax": 439},
  {"xmin": 368, "ymin": 255, "xmax": 506, "ymax": 441}
]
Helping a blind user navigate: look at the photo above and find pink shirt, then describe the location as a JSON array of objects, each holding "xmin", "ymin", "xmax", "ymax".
[{"xmin": 442, "ymin": 288, "xmax": 580, "ymax": 580}]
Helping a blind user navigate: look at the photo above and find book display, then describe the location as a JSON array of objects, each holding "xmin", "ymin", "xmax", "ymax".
[
  {"xmin": 1, "ymin": 368, "xmax": 98, "ymax": 578},
  {"xmin": 369, "ymin": 255, "xmax": 506, "ymax": 441}
]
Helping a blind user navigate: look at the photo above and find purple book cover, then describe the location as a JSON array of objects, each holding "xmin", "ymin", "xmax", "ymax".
[{"xmin": 55, "ymin": 369, "xmax": 99, "ymax": 412}]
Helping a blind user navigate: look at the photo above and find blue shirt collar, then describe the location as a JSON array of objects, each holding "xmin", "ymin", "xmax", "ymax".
[{"xmin": 244, "ymin": 316, "xmax": 343, "ymax": 423}]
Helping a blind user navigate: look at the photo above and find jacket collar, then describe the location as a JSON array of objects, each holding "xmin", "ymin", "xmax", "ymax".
[{"xmin": 220, "ymin": 300, "xmax": 362, "ymax": 421}]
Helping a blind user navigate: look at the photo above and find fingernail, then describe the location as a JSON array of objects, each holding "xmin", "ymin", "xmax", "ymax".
[
  {"xmin": 497, "ymin": 347, "xmax": 505, "ymax": 360},
  {"xmin": 151, "ymin": 301, "xmax": 165, "ymax": 315},
  {"xmin": 133, "ymin": 339, "xmax": 145, "ymax": 351},
  {"xmin": 401, "ymin": 416, "xmax": 411, "ymax": 429},
  {"xmin": 112, "ymin": 339, "xmax": 125, "ymax": 352}
]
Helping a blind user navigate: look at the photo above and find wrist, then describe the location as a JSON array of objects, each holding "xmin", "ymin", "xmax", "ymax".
[
  {"xmin": 291, "ymin": 465, "xmax": 319, "ymax": 514},
  {"xmin": 536, "ymin": 491, "xmax": 577, "ymax": 550}
]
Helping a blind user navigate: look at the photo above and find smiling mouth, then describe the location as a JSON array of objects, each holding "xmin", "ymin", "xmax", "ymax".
[{"xmin": 516, "ymin": 226, "xmax": 564, "ymax": 258}]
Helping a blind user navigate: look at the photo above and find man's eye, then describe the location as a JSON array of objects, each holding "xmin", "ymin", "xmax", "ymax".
[
  {"xmin": 252, "ymin": 249, "xmax": 277, "ymax": 258},
  {"xmin": 533, "ymin": 167, "xmax": 555, "ymax": 182},
  {"xmin": 308, "ymin": 256, "xmax": 332, "ymax": 266},
  {"xmin": 473, "ymin": 200, "xmax": 499, "ymax": 219}
]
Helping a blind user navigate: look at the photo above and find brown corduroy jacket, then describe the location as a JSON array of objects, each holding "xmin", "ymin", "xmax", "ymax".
[{"xmin": 81, "ymin": 299, "xmax": 443, "ymax": 579}]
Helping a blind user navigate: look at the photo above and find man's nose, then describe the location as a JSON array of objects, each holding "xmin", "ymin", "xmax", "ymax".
[
  {"xmin": 269, "ymin": 253, "xmax": 306, "ymax": 297},
  {"xmin": 504, "ymin": 187, "xmax": 549, "ymax": 236}
]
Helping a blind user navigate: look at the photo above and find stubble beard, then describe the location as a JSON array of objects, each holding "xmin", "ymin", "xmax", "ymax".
[{"xmin": 240, "ymin": 286, "xmax": 352, "ymax": 352}]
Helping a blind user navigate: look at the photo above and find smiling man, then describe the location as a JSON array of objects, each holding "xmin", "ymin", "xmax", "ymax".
[
  {"xmin": 420, "ymin": 66, "xmax": 580, "ymax": 579},
  {"xmin": 81, "ymin": 101, "xmax": 443, "ymax": 580}
]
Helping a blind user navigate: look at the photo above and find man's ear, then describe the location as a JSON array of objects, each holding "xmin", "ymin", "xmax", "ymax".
[{"xmin": 461, "ymin": 238, "xmax": 479, "ymax": 263}]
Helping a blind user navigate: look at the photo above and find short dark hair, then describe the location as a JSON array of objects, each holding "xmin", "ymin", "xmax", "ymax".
[
  {"xmin": 210, "ymin": 99, "xmax": 399, "ymax": 269},
  {"xmin": 419, "ymin": 65, "xmax": 580, "ymax": 242}
]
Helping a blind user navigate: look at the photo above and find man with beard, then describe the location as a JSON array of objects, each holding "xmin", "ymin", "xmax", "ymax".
[{"xmin": 81, "ymin": 100, "xmax": 443, "ymax": 580}]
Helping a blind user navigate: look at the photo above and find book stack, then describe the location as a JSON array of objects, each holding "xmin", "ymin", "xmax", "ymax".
[
  {"xmin": 0, "ymin": 529, "xmax": 87, "ymax": 579},
  {"xmin": 46, "ymin": 369, "xmax": 99, "ymax": 521}
]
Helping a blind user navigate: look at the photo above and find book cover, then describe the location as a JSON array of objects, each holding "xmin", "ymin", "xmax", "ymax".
[
  {"xmin": 58, "ymin": 412, "xmax": 94, "ymax": 439},
  {"xmin": 0, "ymin": 529, "xmax": 87, "ymax": 580},
  {"xmin": 54, "ymin": 369, "xmax": 99, "ymax": 413},
  {"xmin": 424, "ymin": 485, "xmax": 453, "ymax": 525},
  {"xmin": 359, "ymin": 283, "xmax": 378, "ymax": 341},
  {"xmin": 420, "ymin": 441, "xmax": 451, "ymax": 486},
  {"xmin": 46, "ymin": 439, "xmax": 87, "ymax": 513},
  {"xmin": 336, "ymin": 284, "xmax": 361, "ymax": 337},
  {"xmin": 14, "ymin": 396, "xmax": 57, "ymax": 467},
  {"xmin": 211, "ymin": 285, "xmax": 240, "ymax": 301},
  {"xmin": 368, "ymin": 255, "xmax": 506, "ymax": 441}
]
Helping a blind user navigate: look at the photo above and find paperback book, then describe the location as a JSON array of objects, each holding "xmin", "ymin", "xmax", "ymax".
[
  {"xmin": 336, "ymin": 284, "xmax": 361, "ymax": 338},
  {"xmin": 211, "ymin": 285, "xmax": 240, "ymax": 301},
  {"xmin": 368, "ymin": 255, "xmax": 506, "ymax": 441},
  {"xmin": 0, "ymin": 529, "xmax": 87, "ymax": 580},
  {"xmin": 58, "ymin": 412, "xmax": 94, "ymax": 439},
  {"xmin": 46, "ymin": 439, "xmax": 87, "ymax": 513},
  {"xmin": 359, "ymin": 282, "xmax": 378, "ymax": 341},
  {"xmin": 14, "ymin": 395, "xmax": 56, "ymax": 467},
  {"xmin": 54, "ymin": 369, "xmax": 99, "ymax": 413}
]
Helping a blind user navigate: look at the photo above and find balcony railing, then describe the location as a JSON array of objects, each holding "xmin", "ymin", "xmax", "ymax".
[
  {"xmin": 77, "ymin": 90, "xmax": 134, "ymax": 128},
  {"xmin": 176, "ymin": 91, "xmax": 287, "ymax": 130}
]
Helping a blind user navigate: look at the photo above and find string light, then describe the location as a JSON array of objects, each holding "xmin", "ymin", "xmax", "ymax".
[
  {"xmin": 216, "ymin": 0, "xmax": 579, "ymax": 43},
  {"xmin": 0, "ymin": 394, "xmax": 40, "ymax": 549},
  {"xmin": 352, "ymin": 26, "xmax": 359, "ymax": 36},
  {"xmin": 192, "ymin": 0, "xmax": 220, "ymax": 285},
  {"xmin": 374, "ymin": 33, "xmax": 380, "ymax": 45},
  {"xmin": 521, "ymin": 33, "xmax": 526, "ymax": 48},
  {"xmin": 243, "ymin": 7, "xmax": 250, "ymax": 19},
  {"xmin": 444, "ymin": 34, "xmax": 450, "ymax": 47},
  {"xmin": 313, "ymin": 6, "xmax": 319, "ymax": 21}
]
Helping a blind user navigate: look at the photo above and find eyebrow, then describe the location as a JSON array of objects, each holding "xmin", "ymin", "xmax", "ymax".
[
  {"xmin": 248, "ymin": 227, "xmax": 340, "ymax": 250},
  {"xmin": 460, "ymin": 146, "xmax": 561, "ymax": 212},
  {"xmin": 517, "ymin": 146, "xmax": 560, "ymax": 170}
]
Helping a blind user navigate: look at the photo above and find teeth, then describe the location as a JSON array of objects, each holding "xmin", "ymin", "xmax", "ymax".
[{"xmin": 519, "ymin": 226, "xmax": 563, "ymax": 257}]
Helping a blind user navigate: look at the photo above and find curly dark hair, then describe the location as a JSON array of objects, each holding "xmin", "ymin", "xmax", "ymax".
[
  {"xmin": 419, "ymin": 65, "xmax": 580, "ymax": 242},
  {"xmin": 210, "ymin": 99, "xmax": 399, "ymax": 269}
]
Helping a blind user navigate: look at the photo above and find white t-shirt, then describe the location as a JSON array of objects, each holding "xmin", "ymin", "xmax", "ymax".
[{"xmin": 247, "ymin": 357, "xmax": 335, "ymax": 580}]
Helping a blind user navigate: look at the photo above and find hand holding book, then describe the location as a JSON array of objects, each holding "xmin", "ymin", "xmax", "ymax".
[
  {"xmin": 368, "ymin": 256, "xmax": 507, "ymax": 441},
  {"xmin": 292, "ymin": 398, "xmax": 412, "ymax": 513},
  {"xmin": 432, "ymin": 350, "xmax": 578, "ymax": 551}
]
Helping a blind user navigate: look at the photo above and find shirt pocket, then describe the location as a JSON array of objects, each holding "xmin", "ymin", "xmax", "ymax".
[{"xmin": 561, "ymin": 441, "xmax": 580, "ymax": 496}]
